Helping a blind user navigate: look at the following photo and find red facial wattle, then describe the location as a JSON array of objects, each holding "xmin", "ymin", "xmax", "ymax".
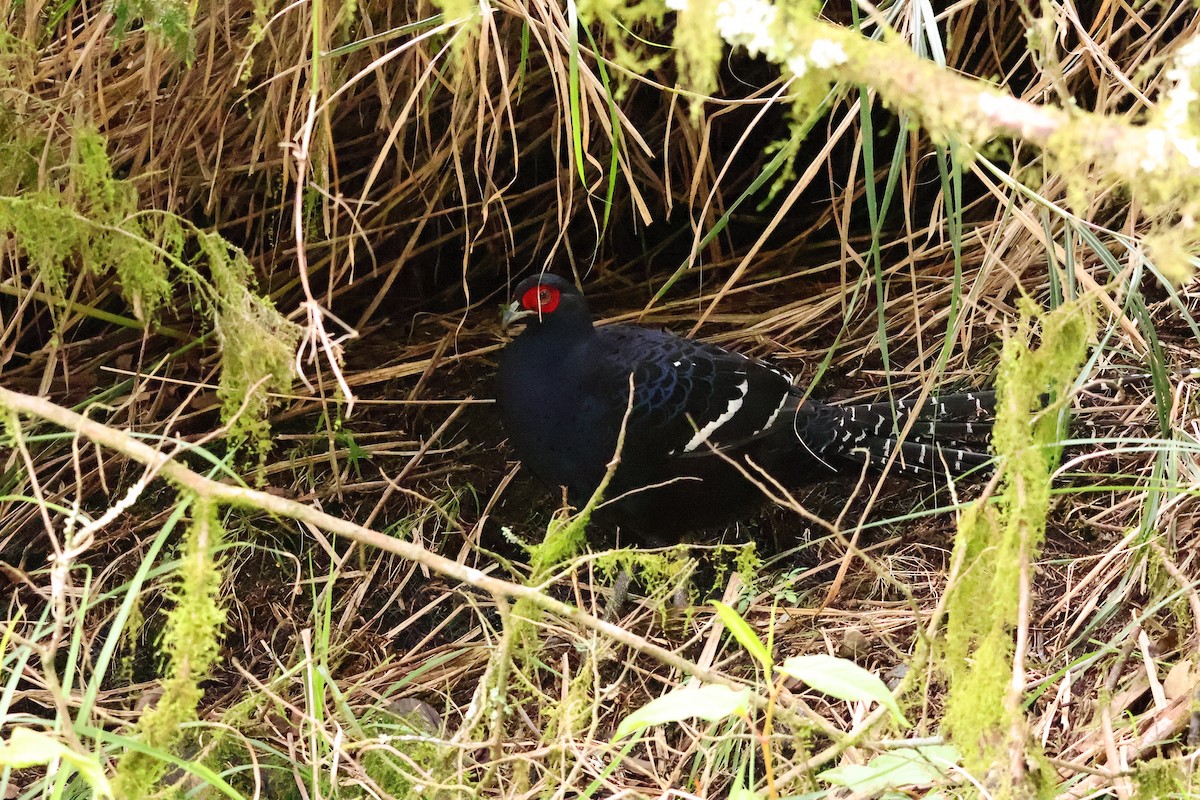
[{"xmin": 521, "ymin": 284, "xmax": 561, "ymax": 315}]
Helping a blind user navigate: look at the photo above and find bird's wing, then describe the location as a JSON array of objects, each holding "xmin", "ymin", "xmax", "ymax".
[{"xmin": 593, "ymin": 325, "xmax": 798, "ymax": 457}]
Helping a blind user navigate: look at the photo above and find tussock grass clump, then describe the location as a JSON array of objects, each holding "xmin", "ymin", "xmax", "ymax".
[{"xmin": 0, "ymin": 107, "xmax": 299, "ymax": 455}]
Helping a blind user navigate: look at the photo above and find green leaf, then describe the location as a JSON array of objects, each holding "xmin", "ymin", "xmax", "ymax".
[
  {"xmin": 0, "ymin": 728, "xmax": 114, "ymax": 799},
  {"xmin": 711, "ymin": 600, "xmax": 772, "ymax": 673},
  {"xmin": 340, "ymin": 429, "xmax": 369, "ymax": 471},
  {"xmin": 778, "ymin": 654, "xmax": 909, "ymax": 727},
  {"xmin": 819, "ymin": 745, "xmax": 960, "ymax": 794},
  {"xmin": 727, "ymin": 768, "xmax": 766, "ymax": 800},
  {"xmin": 614, "ymin": 683, "xmax": 751, "ymax": 740}
]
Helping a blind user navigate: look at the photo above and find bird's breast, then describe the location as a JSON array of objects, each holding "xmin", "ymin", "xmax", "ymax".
[{"xmin": 498, "ymin": 349, "xmax": 617, "ymax": 496}]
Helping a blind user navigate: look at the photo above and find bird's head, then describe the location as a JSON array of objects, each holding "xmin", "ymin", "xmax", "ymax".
[{"xmin": 501, "ymin": 274, "xmax": 592, "ymax": 336}]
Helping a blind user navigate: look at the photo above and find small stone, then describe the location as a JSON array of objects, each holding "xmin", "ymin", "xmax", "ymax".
[
  {"xmin": 838, "ymin": 627, "xmax": 869, "ymax": 659},
  {"xmin": 1164, "ymin": 659, "xmax": 1195, "ymax": 701}
]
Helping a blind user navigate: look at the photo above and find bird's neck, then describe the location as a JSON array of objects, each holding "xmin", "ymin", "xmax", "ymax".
[
  {"xmin": 507, "ymin": 318, "xmax": 597, "ymax": 381},
  {"xmin": 525, "ymin": 315, "xmax": 597, "ymax": 342}
]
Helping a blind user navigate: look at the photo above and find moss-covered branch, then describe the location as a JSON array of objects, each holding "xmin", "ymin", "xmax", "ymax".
[
  {"xmin": 0, "ymin": 385, "xmax": 839, "ymax": 750},
  {"xmin": 654, "ymin": 0, "xmax": 1200, "ymax": 280},
  {"xmin": 776, "ymin": 17, "xmax": 1199, "ymax": 189}
]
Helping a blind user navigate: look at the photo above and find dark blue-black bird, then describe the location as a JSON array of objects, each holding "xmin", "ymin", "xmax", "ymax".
[{"xmin": 497, "ymin": 274, "xmax": 992, "ymax": 538}]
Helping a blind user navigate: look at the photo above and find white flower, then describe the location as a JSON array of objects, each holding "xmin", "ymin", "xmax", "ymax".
[
  {"xmin": 665, "ymin": 0, "xmax": 688, "ymax": 10},
  {"xmin": 807, "ymin": 38, "xmax": 847, "ymax": 69},
  {"xmin": 1175, "ymin": 134, "xmax": 1200, "ymax": 169},
  {"xmin": 1146, "ymin": 39, "xmax": 1200, "ymax": 172},
  {"xmin": 1175, "ymin": 37, "xmax": 1200, "ymax": 70},
  {"xmin": 713, "ymin": 0, "xmax": 778, "ymax": 58},
  {"xmin": 787, "ymin": 54, "xmax": 808, "ymax": 78},
  {"xmin": 1161, "ymin": 67, "xmax": 1196, "ymax": 132},
  {"xmin": 1161, "ymin": 38, "xmax": 1200, "ymax": 133},
  {"xmin": 1140, "ymin": 128, "xmax": 1169, "ymax": 173}
]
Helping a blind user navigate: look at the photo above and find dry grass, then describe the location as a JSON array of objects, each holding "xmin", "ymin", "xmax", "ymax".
[{"xmin": 2, "ymin": 0, "xmax": 1200, "ymax": 797}]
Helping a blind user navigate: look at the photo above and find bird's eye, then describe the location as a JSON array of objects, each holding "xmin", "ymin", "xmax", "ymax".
[{"xmin": 521, "ymin": 283, "xmax": 561, "ymax": 314}]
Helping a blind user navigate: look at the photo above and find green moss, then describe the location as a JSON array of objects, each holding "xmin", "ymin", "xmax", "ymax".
[
  {"xmin": 113, "ymin": 499, "xmax": 228, "ymax": 798},
  {"xmin": 75, "ymin": 128, "xmax": 174, "ymax": 320},
  {"xmin": 596, "ymin": 546, "xmax": 690, "ymax": 585},
  {"xmin": 200, "ymin": 231, "xmax": 303, "ymax": 462},
  {"xmin": 655, "ymin": 3, "xmax": 1200, "ymax": 284},
  {"xmin": 0, "ymin": 123, "xmax": 173, "ymax": 320},
  {"xmin": 671, "ymin": 0, "xmax": 722, "ymax": 100},
  {"xmin": 1133, "ymin": 757, "xmax": 1186, "ymax": 799},
  {"xmin": 943, "ymin": 503, "xmax": 1011, "ymax": 739},
  {"xmin": 541, "ymin": 657, "xmax": 597, "ymax": 747},
  {"xmin": 1144, "ymin": 225, "xmax": 1197, "ymax": 286},
  {"xmin": 427, "ymin": 0, "xmax": 477, "ymax": 60},
  {"xmin": 578, "ymin": 0, "xmax": 668, "ymax": 100},
  {"xmin": 529, "ymin": 509, "xmax": 591, "ymax": 579},
  {"xmin": 943, "ymin": 299, "xmax": 1092, "ymax": 794},
  {"xmin": 0, "ymin": 29, "xmax": 36, "ymax": 85},
  {"xmin": 0, "ymin": 107, "xmax": 42, "ymax": 193},
  {"xmin": 0, "ymin": 116, "xmax": 300, "ymax": 462},
  {"xmin": 109, "ymin": 0, "xmax": 195, "ymax": 59},
  {"xmin": 358, "ymin": 707, "xmax": 466, "ymax": 800},
  {"xmin": 1044, "ymin": 110, "xmax": 1200, "ymax": 285},
  {"xmin": 734, "ymin": 542, "xmax": 761, "ymax": 585}
]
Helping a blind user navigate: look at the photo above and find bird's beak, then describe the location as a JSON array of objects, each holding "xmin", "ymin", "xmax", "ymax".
[{"xmin": 501, "ymin": 301, "xmax": 534, "ymax": 333}]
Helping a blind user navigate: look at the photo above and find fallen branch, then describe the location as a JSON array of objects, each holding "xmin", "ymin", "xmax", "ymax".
[{"xmin": 0, "ymin": 386, "xmax": 849, "ymax": 748}]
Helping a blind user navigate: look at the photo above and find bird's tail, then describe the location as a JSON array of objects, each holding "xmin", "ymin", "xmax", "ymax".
[{"xmin": 797, "ymin": 391, "xmax": 996, "ymax": 479}]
